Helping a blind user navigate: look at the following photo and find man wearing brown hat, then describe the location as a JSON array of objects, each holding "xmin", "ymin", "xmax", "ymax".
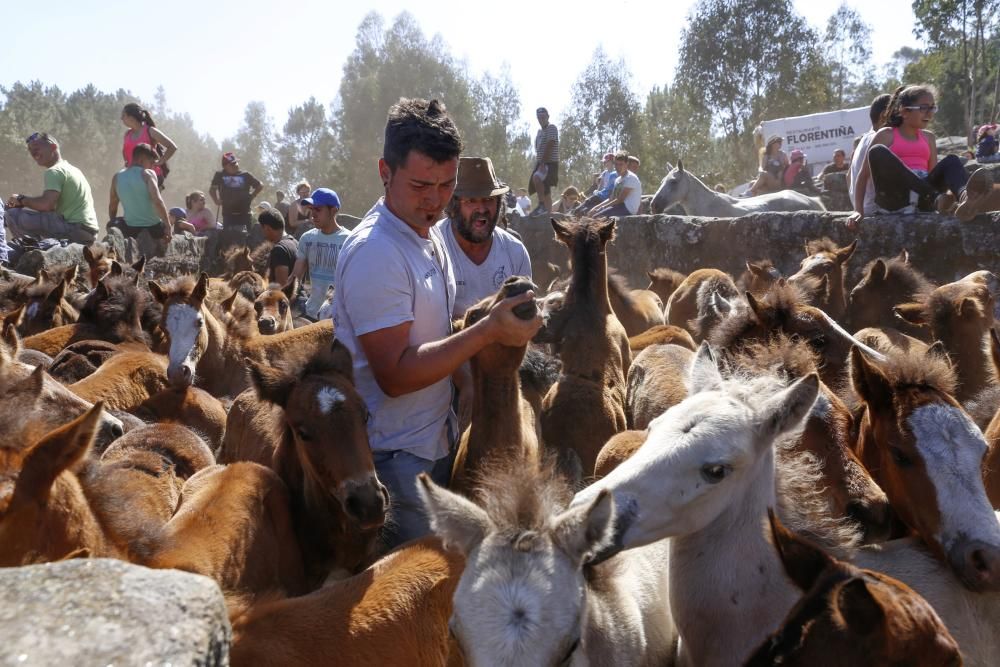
[{"xmin": 437, "ymin": 156, "xmax": 532, "ymax": 318}]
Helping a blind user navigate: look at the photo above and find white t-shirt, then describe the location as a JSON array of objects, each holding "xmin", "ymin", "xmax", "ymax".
[
  {"xmin": 849, "ymin": 130, "xmax": 877, "ymax": 216},
  {"xmin": 332, "ymin": 198, "xmax": 456, "ymax": 461},
  {"xmin": 436, "ymin": 219, "xmax": 533, "ymax": 319},
  {"xmin": 616, "ymin": 171, "xmax": 642, "ymax": 214}
]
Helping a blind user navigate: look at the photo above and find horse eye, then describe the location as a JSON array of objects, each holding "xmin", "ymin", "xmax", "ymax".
[
  {"xmin": 254, "ymin": 303, "xmax": 263, "ymax": 314},
  {"xmin": 296, "ymin": 428, "xmax": 312, "ymax": 441},
  {"xmin": 701, "ymin": 463, "xmax": 728, "ymax": 483},
  {"xmin": 364, "ymin": 410, "xmax": 373, "ymax": 424},
  {"xmin": 890, "ymin": 446, "xmax": 913, "ymax": 468},
  {"xmin": 808, "ymin": 335, "xmax": 826, "ymax": 348},
  {"xmin": 279, "ymin": 302, "xmax": 287, "ymax": 314}
]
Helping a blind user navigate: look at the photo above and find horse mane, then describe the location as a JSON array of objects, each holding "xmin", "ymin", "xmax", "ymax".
[
  {"xmin": 924, "ymin": 287, "xmax": 978, "ymax": 337},
  {"xmin": 471, "ymin": 457, "xmax": 572, "ymax": 536},
  {"xmin": 717, "ymin": 369, "xmax": 861, "ymax": 552},
  {"xmin": 874, "ymin": 347, "xmax": 958, "ymax": 397},
  {"xmin": 687, "ymin": 272, "xmax": 740, "ymax": 341},
  {"xmin": 729, "ymin": 334, "xmax": 819, "ymax": 380},
  {"xmin": 606, "ymin": 270, "xmax": 634, "ymax": 307},
  {"xmin": 710, "ymin": 280, "xmax": 812, "ymax": 351},
  {"xmin": 804, "ymin": 237, "xmax": 840, "ymax": 255},
  {"xmin": 565, "ymin": 218, "xmax": 614, "ymax": 305},
  {"xmin": 78, "ymin": 276, "xmax": 156, "ymax": 344},
  {"xmin": 518, "ymin": 348, "xmax": 562, "ymax": 400},
  {"xmin": 861, "ymin": 255, "xmax": 934, "ymax": 300},
  {"xmin": 648, "ymin": 267, "xmax": 685, "ymax": 284}
]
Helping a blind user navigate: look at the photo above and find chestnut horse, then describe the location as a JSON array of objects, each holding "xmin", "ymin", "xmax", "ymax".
[
  {"xmin": 664, "ymin": 268, "xmax": 741, "ymax": 342},
  {"xmin": 254, "ymin": 279, "xmax": 297, "ymax": 335},
  {"xmin": 787, "ymin": 238, "xmax": 857, "ymax": 323},
  {"xmin": 229, "ymin": 536, "xmax": 463, "ymax": 667},
  {"xmin": 232, "ymin": 340, "xmax": 388, "ymax": 586},
  {"xmin": 894, "ymin": 271, "xmax": 1000, "ymax": 403},
  {"xmin": 737, "ymin": 259, "xmax": 783, "ymax": 296},
  {"xmin": 537, "ymin": 218, "xmax": 630, "ymax": 478},
  {"xmin": 846, "ymin": 250, "xmax": 934, "ymax": 340},
  {"xmin": 646, "ymin": 267, "xmax": 686, "ymax": 305},
  {"xmin": 607, "ymin": 272, "xmax": 664, "ymax": 337},
  {"xmin": 745, "ymin": 511, "xmax": 960, "ymax": 667},
  {"xmin": 450, "ymin": 276, "xmax": 540, "ymax": 495},
  {"xmin": 850, "ymin": 344, "xmax": 1000, "ymax": 590}
]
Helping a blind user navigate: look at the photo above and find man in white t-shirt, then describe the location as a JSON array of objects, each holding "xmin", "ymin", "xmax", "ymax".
[
  {"xmin": 436, "ymin": 157, "xmax": 533, "ymax": 319},
  {"xmin": 591, "ymin": 151, "xmax": 642, "ymax": 218}
]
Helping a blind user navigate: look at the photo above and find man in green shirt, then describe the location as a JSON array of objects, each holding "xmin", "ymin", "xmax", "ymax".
[
  {"xmin": 5, "ymin": 133, "xmax": 99, "ymax": 244},
  {"xmin": 108, "ymin": 143, "xmax": 170, "ymax": 242}
]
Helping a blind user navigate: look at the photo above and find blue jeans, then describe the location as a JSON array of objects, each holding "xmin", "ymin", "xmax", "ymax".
[
  {"xmin": 595, "ymin": 202, "xmax": 632, "ymax": 218},
  {"xmin": 373, "ymin": 450, "xmax": 451, "ymax": 551}
]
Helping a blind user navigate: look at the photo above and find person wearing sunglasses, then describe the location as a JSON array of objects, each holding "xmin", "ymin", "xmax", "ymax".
[
  {"xmin": 848, "ymin": 84, "xmax": 976, "ymax": 229},
  {"xmin": 5, "ymin": 132, "xmax": 99, "ymax": 245},
  {"xmin": 286, "ymin": 187, "xmax": 350, "ymax": 319}
]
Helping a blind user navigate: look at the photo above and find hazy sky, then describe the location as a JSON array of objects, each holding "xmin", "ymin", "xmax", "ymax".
[{"xmin": 2, "ymin": 0, "xmax": 920, "ymax": 140}]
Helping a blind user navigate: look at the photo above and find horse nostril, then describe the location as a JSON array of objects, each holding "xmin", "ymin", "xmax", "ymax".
[
  {"xmin": 971, "ymin": 548, "xmax": 990, "ymax": 575},
  {"xmin": 110, "ymin": 422, "xmax": 124, "ymax": 438},
  {"xmin": 345, "ymin": 494, "xmax": 362, "ymax": 520}
]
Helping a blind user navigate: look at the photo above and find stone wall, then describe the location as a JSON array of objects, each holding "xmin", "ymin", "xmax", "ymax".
[{"xmin": 510, "ymin": 209, "xmax": 1000, "ymax": 290}]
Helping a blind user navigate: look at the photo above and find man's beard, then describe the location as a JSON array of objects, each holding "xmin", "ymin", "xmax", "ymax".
[{"xmin": 454, "ymin": 208, "xmax": 496, "ymax": 244}]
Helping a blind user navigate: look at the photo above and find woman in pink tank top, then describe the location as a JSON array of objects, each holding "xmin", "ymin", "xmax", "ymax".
[
  {"xmin": 848, "ymin": 84, "xmax": 970, "ymax": 227},
  {"xmin": 121, "ymin": 103, "xmax": 178, "ymax": 188}
]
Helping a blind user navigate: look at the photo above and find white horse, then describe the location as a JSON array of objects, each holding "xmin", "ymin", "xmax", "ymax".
[
  {"xmin": 418, "ymin": 463, "xmax": 676, "ymax": 666},
  {"xmin": 575, "ymin": 343, "xmax": 1000, "ymax": 667},
  {"xmin": 649, "ymin": 160, "xmax": 826, "ymax": 216}
]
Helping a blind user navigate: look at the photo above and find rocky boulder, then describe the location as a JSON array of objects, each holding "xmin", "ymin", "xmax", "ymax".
[{"xmin": 0, "ymin": 558, "xmax": 230, "ymax": 665}]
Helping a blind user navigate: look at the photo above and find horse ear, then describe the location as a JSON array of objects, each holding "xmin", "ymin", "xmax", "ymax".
[
  {"xmin": 221, "ymin": 290, "xmax": 239, "ymax": 313},
  {"xmin": 4, "ymin": 306, "xmax": 24, "ymax": 330},
  {"xmin": 958, "ymin": 297, "xmax": 983, "ymax": 319},
  {"xmin": 243, "ymin": 246, "xmax": 252, "ymax": 259},
  {"xmin": 1, "ymin": 320, "xmax": 21, "ymax": 359},
  {"xmin": 869, "ymin": 259, "xmax": 888, "ymax": 283},
  {"xmin": 767, "ymin": 508, "xmax": 839, "ymax": 593},
  {"xmin": 192, "ymin": 273, "xmax": 210, "ymax": 305},
  {"xmin": 745, "ymin": 291, "xmax": 764, "ymax": 320},
  {"xmin": 850, "ymin": 346, "xmax": 894, "ymax": 409},
  {"xmin": 63, "ymin": 264, "xmax": 78, "ymax": 284},
  {"xmin": 329, "ymin": 339, "xmax": 354, "ymax": 381},
  {"xmin": 892, "ymin": 303, "xmax": 927, "ymax": 326},
  {"xmin": 677, "ymin": 159, "xmax": 685, "ymax": 173},
  {"xmin": 551, "ymin": 218, "xmax": 574, "ymax": 245},
  {"xmin": 416, "ymin": 472, "xmax": 492, "ymax": 555},
  {"xmin": 897, "ymin": 248, "xmax": 910, "ymax": 264},
  {"xmin": 148, "ymin": 281, "xmax": 166, "ymax": 304},
  {"xmin": 82, "ymin": 245, "xmax": 95, "ymax": 264},
  {"xmin": 710, "ymin": 290, "xmax": 734, "ymax": 316},
  {"xmin": 551, "ymin": 488, "xmax": 616, "ymax": 565},
  {"xmin": 46, "ymin": 278, "xmax": 68, "ymax": 305},
  {"xmin": 110, "ymin": 261, "xmax": 123, "ymax": 277},
  {"xmin": 282, "ymin": 278, "xmax": 298, "ymax": 301},
  {"xmin": 754, "ymin": 373, "xmax": 818, "ymax": 441},
  {"xmin": 925, "ymin": 340, "xmax": 952, "ymax": 366},
  {"xmin": 132, "ymin": 255, "xmax": 147, "ymax": 274},
  {"xmin": 836, "ymin": 239, "xmax": 858, "ymax": 264},
  {"xmin": 835, "ymin": 578, "xmax": 885, "ymax": 635},
  {"xmin": 597, "ymin": 218, "xmax": 616, "ymax": 242},
  {"xmin": 16, "ymin": 365, "xmax": 47, "ymax": 403},
  {"xmin": 12, "ymin": 402, "xmax": 104, "ymax": 505},
  {"xmin": 247, "ymin": 358, "xmax": 295, "ymax": 407},
  {"xmin": 95, "ymin": 276, "xmax": 111, "ymax": 299},
  {"xmin": 688, "ymin": 342, "xmax": 723, "ymax": 394}
]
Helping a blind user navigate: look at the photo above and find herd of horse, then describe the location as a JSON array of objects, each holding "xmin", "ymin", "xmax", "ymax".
[{"xmin": 2, "ymin": 216, "xmax": 1000, "ymax": 665}]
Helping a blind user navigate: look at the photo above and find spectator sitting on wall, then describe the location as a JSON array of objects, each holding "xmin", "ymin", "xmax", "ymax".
[
  {"xmin": 591, "ymin": 150, "xmax": 642, "ymax": 218},
  {"xmin": 976, "ymin": 123, "xmax": 999, "ymax": 163},
  {"xmin": 169, "ymin": 207, "xmax": 197, "ymax": 234},
  {"xmin": 575, "ymin": 152, "xmax": 617, "ymax": 214},
  {"xmin": 848, "ymin": 93, "xmax": 892, "ymax": 223},
  {"xmin": 185, "ymin": 191, "xmax": 217, "ymax": 235},
  {"xmin": 784, "ymin": 150, "xmax": 821, "ymax": 196},
  {"xmin": 749, "ymin": 135, "xmax": 789, "ymax": 196},
  {"xmin": 819, "ymin": 149, "xmax": 849, "ymax": 178},
  {"xmin": 108, "ymin": 143, "xmax": 171, "ymax": 244},
  {"xmin": 5, "ymin": 132, "xmax": 99, "ymax": 245},
  {"xmin": 552, "ymin": 186, "xmax": 581, "ymax": 214}
]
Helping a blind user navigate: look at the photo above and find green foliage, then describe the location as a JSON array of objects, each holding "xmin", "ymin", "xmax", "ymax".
[{"xmin": 823, "ymin": 2, "xmax": 874, "ymax": 107}]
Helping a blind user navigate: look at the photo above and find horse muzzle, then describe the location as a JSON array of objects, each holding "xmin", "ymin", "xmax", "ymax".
[
  {"xmin": 340, "ymin": 477, "xmax": 389, "ymax": 530},
  {"xmin": 167, "ymin": 362, "xmax": 195, "ymax": 388},
  {"xmin": 948, "ymin": 539, "xmax": 1000, "ymax": 592},
  {"xmin": 257, "ymin": 317, "xmax": 277, "ymax": 335}
]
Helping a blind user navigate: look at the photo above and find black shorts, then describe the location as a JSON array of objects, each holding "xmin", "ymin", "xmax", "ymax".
[
  {"xmin": 111, "ymin": 218, "xmax": 166, "ymax": 240},
  {"xmin": 222, "ymin": 212, "xmax": 252, "ymax": 230},
  {"xmin": 528, "ymin": 162, "xmax": 559, "ymax": 196}
]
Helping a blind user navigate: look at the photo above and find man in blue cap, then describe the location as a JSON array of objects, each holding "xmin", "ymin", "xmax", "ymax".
[{"xmin": 287, "ymin": 187, "xmax": 349, "ymax": 319}]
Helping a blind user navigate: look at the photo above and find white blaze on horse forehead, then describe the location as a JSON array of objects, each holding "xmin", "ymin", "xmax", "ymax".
[
  {"xmin": 799, "ymin": 254, "xmax": 833, "ymax": 273},
  {"xmin": 164, "ymin": 304, "xmax": 202, "ymax": 362},
  {"xmin": 908, "ymin": 403, "xmax": 1000, "ymax": 546},
  {"xmin": 317, "ymin": 386, "xmax": 346, "ymax": 414}
]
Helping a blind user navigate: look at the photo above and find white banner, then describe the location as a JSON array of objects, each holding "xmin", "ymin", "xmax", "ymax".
[{"xmin": 761, "ymin": 107, "xmax": 871, "ymax": 173}]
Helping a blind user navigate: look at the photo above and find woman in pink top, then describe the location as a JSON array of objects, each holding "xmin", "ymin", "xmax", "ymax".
[
  {"xmin": 184, "ymin": 191, "xmax": 216, "ymax": 234},
  {"xmin": 848, "ymin": 84, "xmax": 968, "ymax": 228},
  {"xmin": 121, "ymin": 103, "xmax": 177, "ymax": 188}
]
